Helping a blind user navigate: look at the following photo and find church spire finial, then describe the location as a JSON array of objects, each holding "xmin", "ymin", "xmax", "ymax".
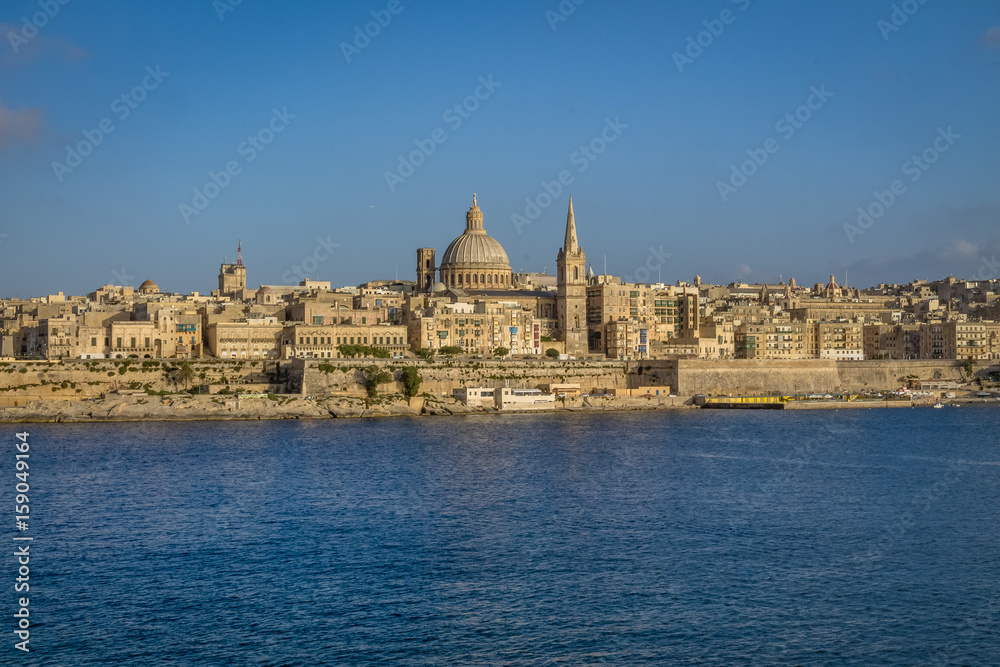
[
  {"xmin": 466, "ymin": 193, "xmax": 484, "ymax": 231},
  {"xmin": 564, "ymin": 196, "xmax": 579, "ymax": 253}
]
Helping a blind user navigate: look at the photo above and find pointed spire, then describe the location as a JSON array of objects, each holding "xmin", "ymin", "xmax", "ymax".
[{"xmin": 564, "ymin": 196, "xmax": 578, "ymax": 253}]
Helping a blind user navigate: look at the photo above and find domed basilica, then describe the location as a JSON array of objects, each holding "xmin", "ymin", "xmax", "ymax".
[{"xmin": 416, "ymin": 195, "xmax": 512, "ymax": 291}]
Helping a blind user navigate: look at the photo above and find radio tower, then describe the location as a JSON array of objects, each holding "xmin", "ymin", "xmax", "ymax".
[{"xmin": 237, "ymin": 240, "xmax": 243, "ymax": 267}]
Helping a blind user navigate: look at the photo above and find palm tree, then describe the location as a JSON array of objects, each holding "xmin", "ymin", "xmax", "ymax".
[{"xmin": 176, "ymin": 361, "xmax": 195, "ymax": 391}]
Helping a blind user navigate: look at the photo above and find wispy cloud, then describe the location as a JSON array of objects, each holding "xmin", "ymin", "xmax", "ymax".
[
  {"xmin": 0, "ymin": 99, "xmax": 43, "ymax": 151},
  {"xmin": 846, "ymin": 236, "xmax": 1000, "ymax": 285},
  {"xmin": 1, "ymin": 22, "xmax": 87, "ymax": 67},
  {"xmin": 982, "ymin": 26, "xmax": 1000, "ymax": 49}
]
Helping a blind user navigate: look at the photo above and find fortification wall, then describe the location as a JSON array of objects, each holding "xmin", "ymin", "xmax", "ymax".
[
  {"xmin": 299, "ymin": 359, "xmax": 633, "ymax": 398},
  {"xmin": 0, "ymin": 359, "xmax": 283, "ymax": 407},
  {"xmin": 675, "ymin": 359, "xmax": 995, "ymax": 396}
]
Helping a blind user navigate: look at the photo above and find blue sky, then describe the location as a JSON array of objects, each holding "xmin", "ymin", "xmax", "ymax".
[{"xmin": 1, "ymin": 0, "xmax": 999, "ymax": 297}]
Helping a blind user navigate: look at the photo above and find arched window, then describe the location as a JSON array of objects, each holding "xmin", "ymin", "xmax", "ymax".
[
  {"xmin": 466, "ymin": 273, "xmax": 471, "ymax": 284},
  {"xmin": 450, "ymin": 274, "xmax": 455, "ymax": 286},
  {"xmin": 473, "ymin": 274, "xmax": 478, "ymax": 284},
  {"xmin": 573, "ymin": 266, "xmax": 578, "ymax": 281},
  {"xmin": 487, "ymin": 274, "xmax": 491, "ymax": 284},
  {"xmin": 481, "ymin": 274, "xmax": 485, "ymax": 285},
  {"xmin": 458, "ymin": 273, "xmax": 463, "ymax": 285},
  {"xmin": 494, "ymin": 274, "xmax": 498, "ymax": 285}
]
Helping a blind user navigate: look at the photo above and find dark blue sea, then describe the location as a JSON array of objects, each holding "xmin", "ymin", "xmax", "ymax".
[{"xmin": 11, "ymin": 407, "xmax": 1000, "ymax": 665}]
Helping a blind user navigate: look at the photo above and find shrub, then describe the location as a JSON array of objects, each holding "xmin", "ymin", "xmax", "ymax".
[
  {"xmin": 545, "ymin": 348, "xmax": 560, "ymax": 358},
  {"xmin": 401, "ymin": 367, "xmax": 422, "ymax": 398},
  {"xmin": 363, "ymin": 365, "xmax": 392, "ymax": 399}
]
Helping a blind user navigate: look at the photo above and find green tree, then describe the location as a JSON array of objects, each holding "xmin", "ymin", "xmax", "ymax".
[
  {"xmin": 493, "ymin": 347, "xmax": 510, "ymax": 358},
  {"xmin": 415, "ymin": 348, "xmax": 435, "ymax": 360},
  {"xmin": 400, "ymin": 367, "xmax": 422, "ymax": 398},
  {"xmin": 362, "ymin": 365, "xmax": 392, "ymax": 399},
  {"xmin": 545, "ymin": 348, "xmax": 560, "ymax": 359},
  {"xmin": 439, "ymin": 346, "xmax": 463, "ymax": 356},
  {"xmin": 962, "ymin": 356, "xmax": 976, "ymax": 380},
  {"xmin": 176, "ymin": 361, "xmax": 195, "ymax": 390}
]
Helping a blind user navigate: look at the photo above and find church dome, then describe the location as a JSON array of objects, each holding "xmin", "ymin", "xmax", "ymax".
[
  {"xmin": 138, "ymin": 279, "xmax": 159, "ymax": 294},
  {"xmin": 440, "ymin": 231, "xmax": 510, "ymax": 268},
  {"xmin": 436, "ymin": 195, "xmax": 513, "ymax": 291}
]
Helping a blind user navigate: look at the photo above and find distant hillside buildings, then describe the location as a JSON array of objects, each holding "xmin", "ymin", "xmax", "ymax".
[{"xmin": 2, "ymin": 196, "xmax": 999, "ymax": 362}]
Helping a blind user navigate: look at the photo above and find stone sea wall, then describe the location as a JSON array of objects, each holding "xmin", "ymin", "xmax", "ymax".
[
  {"xmin": 297, "ymin": 358, "xmax": 633, "ymax": 398},
  {"xmin": 0, "ymin": 359, "xmax": 282, "ymax": 407},
  {"xmin": 674, "ymin": 359, "xmax": 996, "ymax": 396}
]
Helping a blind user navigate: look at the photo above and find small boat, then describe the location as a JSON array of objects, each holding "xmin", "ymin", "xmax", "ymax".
[{"xmin": 933, "ymin": 402, "xmax": 945, "ymax": 409}]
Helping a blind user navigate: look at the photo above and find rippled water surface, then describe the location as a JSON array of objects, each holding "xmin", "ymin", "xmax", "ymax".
[{"xmin": 18, "ymin": 408, "xmax": 1000, "ymax": 664}]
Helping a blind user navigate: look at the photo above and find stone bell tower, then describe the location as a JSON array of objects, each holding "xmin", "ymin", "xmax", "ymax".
[
  {"xmin": 416, "ymin": 248, "xmax": 436, "ymax": 291},
  {"xmin": 556, "ymin": 197, "xmax": 587, "ymax": 357}
]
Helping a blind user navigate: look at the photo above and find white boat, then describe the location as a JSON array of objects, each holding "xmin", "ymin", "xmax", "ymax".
[{"xmin": 933, "ymin": 402, "xmax": 944, "ymax": 409}]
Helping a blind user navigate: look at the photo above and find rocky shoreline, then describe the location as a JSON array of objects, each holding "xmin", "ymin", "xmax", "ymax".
[{"xmin": 0, "ymin": 392, "xmax": 694, "ymax": 424}]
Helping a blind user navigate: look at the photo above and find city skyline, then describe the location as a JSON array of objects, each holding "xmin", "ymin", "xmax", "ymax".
[{"xmin": 2, "ymin": 1, "xmax": 999, "ymax": 297}]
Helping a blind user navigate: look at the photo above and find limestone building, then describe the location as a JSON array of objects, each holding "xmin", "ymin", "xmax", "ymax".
[{"xmin": 217, "ymin": 242, "xmax": 248, "ymax": 299}]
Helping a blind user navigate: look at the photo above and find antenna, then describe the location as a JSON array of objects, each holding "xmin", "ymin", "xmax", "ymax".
[{"xmin": 237, "ymin": 240, "xmax": 243, "ymax": 267}]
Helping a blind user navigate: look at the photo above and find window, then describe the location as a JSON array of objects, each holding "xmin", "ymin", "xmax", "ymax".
[
  {"xmin": 145, "ymin": 337, "xmax": 150, "ymax": 348},
  {"xmin": 362, "ymin": 317, "xmax": 367, "ymax": 324},
  {"xmin": 191, "ymin": 336, "xmax": 195, "ymax": 345},
  {"xmin": 91, "ymin": 337, "xmax": 97, "ymax": 346},
  {"xmin": 313, "ymin": 315, "xmax": 324, "ymax": 325},
  {"xmin": 130, "ymin": 337, "xmax": 136, "ymax": 348}
]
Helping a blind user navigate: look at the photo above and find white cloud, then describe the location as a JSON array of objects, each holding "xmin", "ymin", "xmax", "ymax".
[
  {"xmin": 0, "ymin": 99, "xmax": 43, "ymax": 151},
  {"xmin": 982, "ymin": 26, "xmax": 1000, "ymax": 49}
]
